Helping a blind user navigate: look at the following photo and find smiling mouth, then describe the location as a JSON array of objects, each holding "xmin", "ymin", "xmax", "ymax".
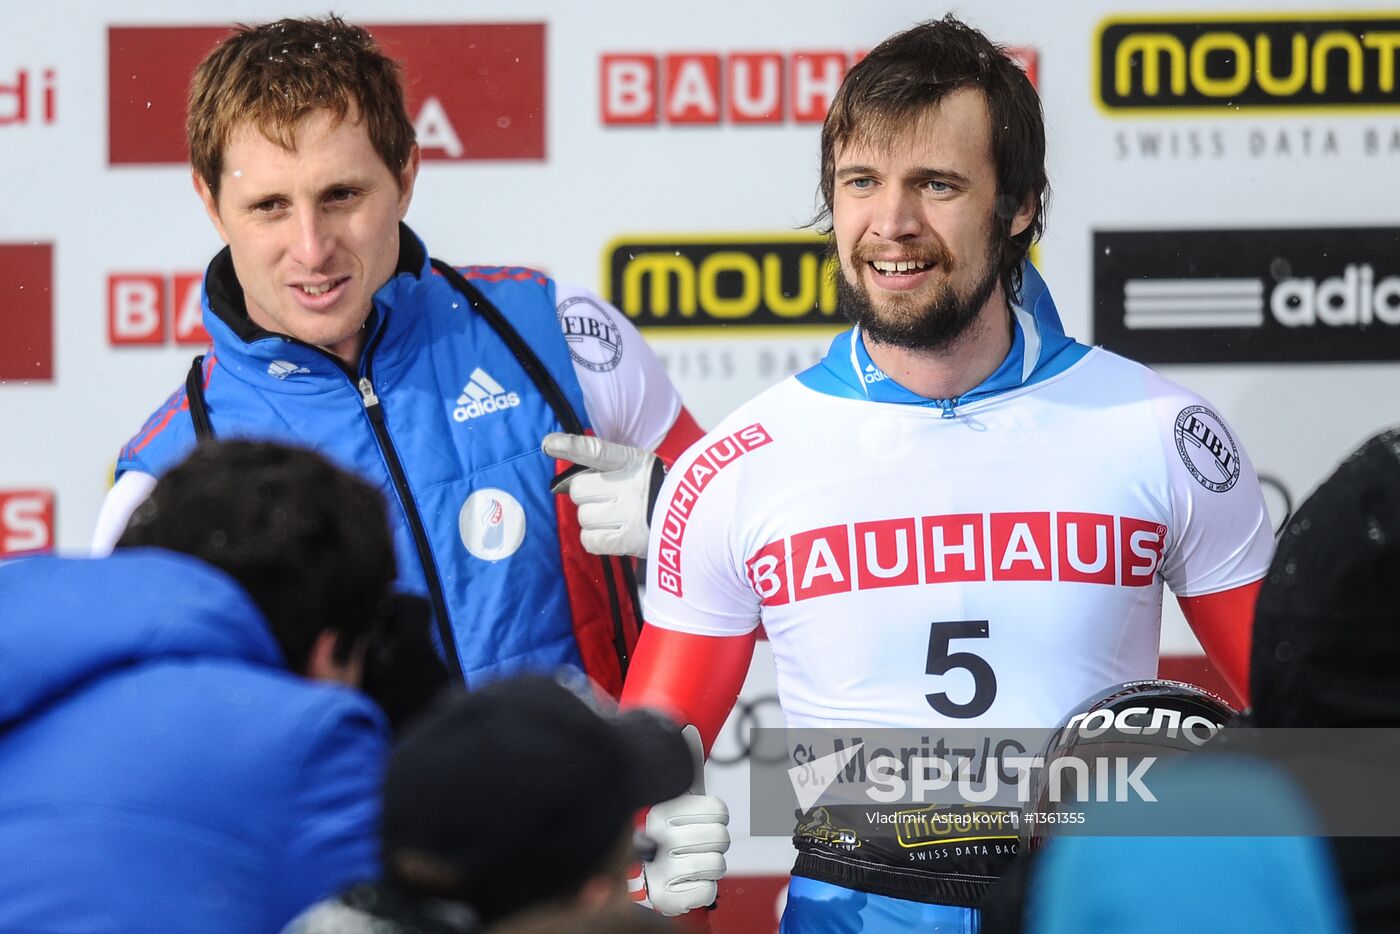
[
  {"xmin": 869, "ymin": 260, "xmax": 933, "ymax": 276},
  {"xmin": 295, "ymin": 277, "xmax": 348, "ymax": 296}
]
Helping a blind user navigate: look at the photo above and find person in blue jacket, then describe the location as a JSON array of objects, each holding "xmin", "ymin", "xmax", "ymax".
[
  {"xmin": 92, "ymin": 15, "xmax": 705, "ymax": 697},
  {"xmin": 0, "ymin": 440, "xmax": 396, "ymax": 933}
]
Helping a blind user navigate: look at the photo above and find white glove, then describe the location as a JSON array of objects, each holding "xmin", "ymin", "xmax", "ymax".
[
  {"xmin": 542, "ymin": 432, "xmax": 666, "ymax": 559},
  {"xmin": 641, "ymin": 726, "xmax": 730, "ymax": 916}
]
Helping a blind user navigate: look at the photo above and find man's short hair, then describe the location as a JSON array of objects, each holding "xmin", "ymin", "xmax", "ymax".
[
  {"xmin": 817, "ymin": 14, "xmax": 1048, "ymax": 303},
  {"xmin": 115, "ymin": 440, "xmax": 397, "ymax": 672},
  {"xmin": 187, "ymin": 14, "xmax": 416, "ymax": 198}
]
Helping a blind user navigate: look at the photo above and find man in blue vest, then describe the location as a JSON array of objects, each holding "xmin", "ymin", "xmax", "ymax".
[{"xmin": 93, "ymin": 15, "xmax": 703, "ymax": 699}]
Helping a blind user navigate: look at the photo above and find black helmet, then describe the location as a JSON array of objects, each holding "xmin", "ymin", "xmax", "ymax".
[{"xmin": 1022, "ymin": 680, "xmax": 1236, "ymax": 848}]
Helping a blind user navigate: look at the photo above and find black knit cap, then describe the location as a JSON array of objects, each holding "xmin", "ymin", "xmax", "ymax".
[
  {"xmin": 1251, "ymin": 428, "xmax": 1400, "ymax": 727},
  {"xmin": 381, "ymin": 675, "xmax": 694, "ymax": 924}
]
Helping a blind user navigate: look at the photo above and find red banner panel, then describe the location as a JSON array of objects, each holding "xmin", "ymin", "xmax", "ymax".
[
  {"xmin": 108, "ymin": 23, "xmax": 546, "ymax": 165},
  {"xmin": 0, "ymin": 243, "xmax": 53, "ymax": 381}
]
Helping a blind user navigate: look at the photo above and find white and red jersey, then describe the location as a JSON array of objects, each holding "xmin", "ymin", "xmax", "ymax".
[{"xmin": 644, "ymin": 272, "xmax": 1272, "ymax": 731}]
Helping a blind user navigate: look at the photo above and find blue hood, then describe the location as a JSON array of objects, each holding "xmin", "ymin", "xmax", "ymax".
[
  {"xmin": 0, "ymin": 550, "xmax": 284, "ymax": 727},
  {"xmin": 1028, "ymin": 756, "xmax": 1349, "ymax": 933},
  {"xmin": 797, "ymin": 261, "xmax": 1089, "ymax": 414}
]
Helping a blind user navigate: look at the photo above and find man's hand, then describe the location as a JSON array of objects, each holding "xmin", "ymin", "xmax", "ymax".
[
  {"xmin": 542, "ymin": 432, "xmax": 666, "ymax": 559},
  {"xmin": 641, "ymin": 725, "xmax": 729, "ymax": 916}
]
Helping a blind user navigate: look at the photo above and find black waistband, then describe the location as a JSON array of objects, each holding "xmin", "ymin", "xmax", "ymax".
[{"xmin": 791, "ymin": 845, "xmax": 1008, "ymax": 909}]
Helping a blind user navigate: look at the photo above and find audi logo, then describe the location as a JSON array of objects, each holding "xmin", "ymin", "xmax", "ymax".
[{"xmin": 709, "ymin": 694, "xmax": 788, "ymax": 766}]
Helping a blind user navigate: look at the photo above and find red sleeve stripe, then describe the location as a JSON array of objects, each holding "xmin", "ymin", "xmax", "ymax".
[
  {"xmin": 431, "ymin": 264, "xmax": 548, "ymax": 286},
  {"xmin": 123, "ymin": 353, "xmax": 217, "ymax": 458}
]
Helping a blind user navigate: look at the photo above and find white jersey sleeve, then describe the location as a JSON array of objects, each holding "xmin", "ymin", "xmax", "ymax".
[
  {"xmin": 554, "ymin": 282, "xmax": 681, "ymax": 451},
  {"xmin": 90, "ymin": 470, "xmax": 157, "ymax": 556},
  {"xmin": 644, "ymin": 421, "xmax": 773, "ymax": 637},
  {"xmin": 1147, "ymin": 371, "xmax": 1273, "ymax": 596}
]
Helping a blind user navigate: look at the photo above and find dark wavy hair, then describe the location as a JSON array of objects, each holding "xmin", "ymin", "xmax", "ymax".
[
  {"xmin": 117, "ymin": 440, "xmax": 396, "ymax": 672},
  {"xmin": 816, "ymin": 15, "xmax": 1048, "ymax": 303}
]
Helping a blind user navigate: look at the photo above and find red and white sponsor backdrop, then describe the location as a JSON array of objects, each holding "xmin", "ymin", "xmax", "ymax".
[{"xmin": 4, "ymin": 2, "xmax": 1399, "ymax": 928}]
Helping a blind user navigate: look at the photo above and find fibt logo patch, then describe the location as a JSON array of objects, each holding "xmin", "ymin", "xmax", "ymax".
[
  {"xmin": 0, "ymin": 490, "xmax": 54, "ymax": 556},
  {"xmin": 0, "ymin": 243, "xmax": 53, "ymax": 380},
  {"xmin": 108, "ymin": 24, "xmax": 545, "ymax": 164},
  {"xmin": 454, "ymin": 368, "xmax": 520, "ymax": 422},
  {"xmin": 558, "ymin": 295, "xmax": 624, "ymax": 373},
  {"xmin": 1174, "ymin": 406, "xmax": 1240, "ymax": 493},
  {"xmin": 108, "ymin": 272, "xmax": 209, "ymax": 346}
]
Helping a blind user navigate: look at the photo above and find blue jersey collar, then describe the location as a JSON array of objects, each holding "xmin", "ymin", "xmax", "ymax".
[{"xmin": 797, "ymin": 261, "xmax": 1087, "ymax": 413}]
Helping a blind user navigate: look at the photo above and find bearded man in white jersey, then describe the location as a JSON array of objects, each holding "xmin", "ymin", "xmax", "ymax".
[{"xmin": 615, "ymin": 14, "xmax": 1274, "ymax": 933}]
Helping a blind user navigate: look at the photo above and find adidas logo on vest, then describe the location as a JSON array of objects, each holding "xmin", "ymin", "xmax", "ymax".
[{"xmin": 454, "ymin": 367, "xmax": 521, "ymax": 422}]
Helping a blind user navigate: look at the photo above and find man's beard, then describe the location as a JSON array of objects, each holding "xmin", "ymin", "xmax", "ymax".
[{"xmin": 837, "ymin": 235, "xmax": 1003, "ymax": 353}]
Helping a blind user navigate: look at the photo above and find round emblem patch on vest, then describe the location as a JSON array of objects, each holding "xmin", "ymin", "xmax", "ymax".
[
  {"xmin": 459, "ymin": 488, "xmax": 526, "ymax": 560},
  {"xmin": 1174, "ymin": 405, "xmax": 1241, "ymax": 493},
  {"xmin": 557, "ymin": 295, "xmax": 624, "ymax": 372}
]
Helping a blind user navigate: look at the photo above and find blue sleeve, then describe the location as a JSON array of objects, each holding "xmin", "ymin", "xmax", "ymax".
[
  {"xmin": 116, "ymin": 383, "xmax": 198, "ymax": 480},
  {"xmin": 273, "ymin": 693, "xmax": 389, "ymax": 927}
]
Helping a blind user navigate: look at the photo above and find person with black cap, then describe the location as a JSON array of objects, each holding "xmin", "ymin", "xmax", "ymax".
[
  {"xmin": 285, "ymin": 674, "xmax": 705, "ymax": 933},
  {"xmin": 1250, "ymin": 426, "xmax": 1400, "ymax": 934}
]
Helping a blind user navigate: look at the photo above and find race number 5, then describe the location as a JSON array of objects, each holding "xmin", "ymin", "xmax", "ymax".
[{"xmin": 925, "ymin": 620, "xmax": 996, "ymax": 718}]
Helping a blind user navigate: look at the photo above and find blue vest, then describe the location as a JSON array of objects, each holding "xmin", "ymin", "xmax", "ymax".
[{"xmin": 119, "ymin": 227, "xmax": 639, "ymax": 691}]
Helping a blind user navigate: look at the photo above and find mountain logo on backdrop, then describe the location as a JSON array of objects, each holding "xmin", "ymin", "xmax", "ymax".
[
  {"xmin": 1096, "ymin": 14, "xmax": 1400, "ymax": 113},
  {"xmin": 604, "ymin": 235, "xmax": 845, "ymax": 330},
  {"xmin": 1092, "ymin": 226, "xmax": 1400, "ymax": 363},
  {"xmin": 107, "ymin": 24, "xmax": 545, "ymax": 164}
]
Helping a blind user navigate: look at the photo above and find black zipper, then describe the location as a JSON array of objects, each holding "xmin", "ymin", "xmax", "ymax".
[
  {"xmin": 233, "ymin": 325, "xmax": 467, "ymax": 685},
  {"xmin": 194, "ymin": 272, "xmax": 467, "ymax": 682},
  {"xmin": 356, "ymin": 342, "xmax": 466, "ymax": 684}
]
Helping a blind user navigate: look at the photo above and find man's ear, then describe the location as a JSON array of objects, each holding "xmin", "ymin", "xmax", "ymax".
[
  {"xmin": 193, "ymin": 170, "xmax": 230, "ymax": 244},
  {"xmin": 396, "ymin": 144, "xmax": 421, "ymax": 220},
  {"xmin": 1009, "ymin": 190, "xmax": 1038, "ymax": 240},
  {"xmin": 304, "ymin": 630, "xmax": 362, "ymax": 686}
]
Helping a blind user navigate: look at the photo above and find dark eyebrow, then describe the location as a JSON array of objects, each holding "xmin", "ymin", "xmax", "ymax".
[
  {"xmin": 318, "ymin": 177, "xmax": 373, "ymax": 198},
  {"xmin": 835, "ymin": 165, "xmax": 973, "ymax": 187},
  {"xmin": 835, "ymin": 165, "xmax": 879, "ymax": 180},
  {"xmin": 239, "ymin": 190, "xmax": 286, "ymax": 208},
  {"xmin": 910, "ymin": 167, "xmax": 972, "ymax": 187}
]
